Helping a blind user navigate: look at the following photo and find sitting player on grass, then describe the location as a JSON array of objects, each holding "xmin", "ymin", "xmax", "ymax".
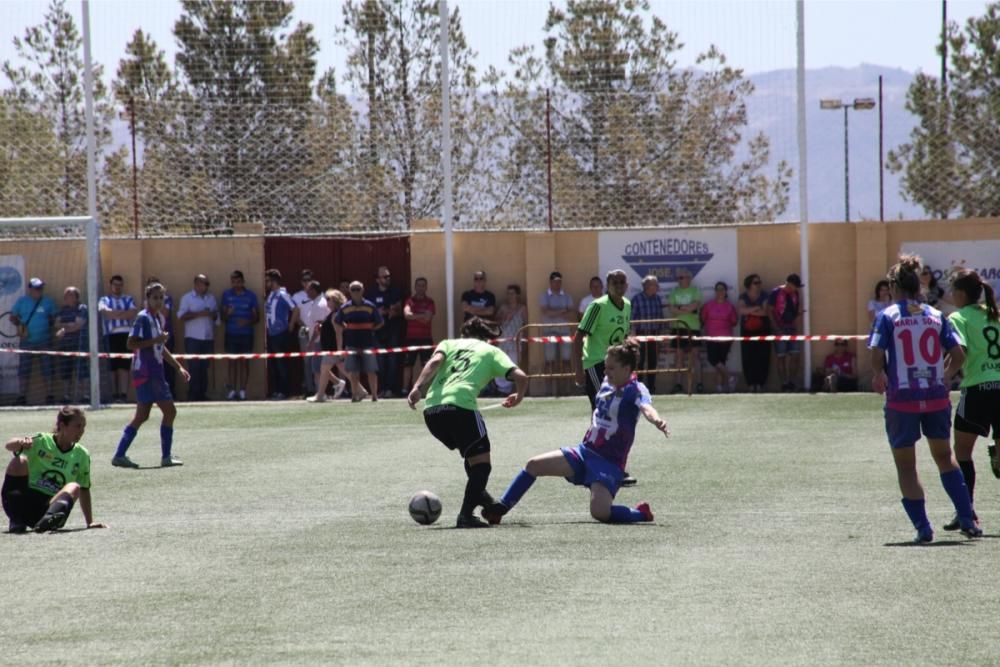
[
  {"xmin": 484, "ymin": 338, "xmax": 669, "ymax": 525},
  {"xmin": 112, "ymin": 282, "xmax": 191, "ymax": 469},
  {"xmin": 2, "ymin": 406, "xmax": 107, "ymax": 533},
  {"xmin": 407, "ymin": 316, "xmax": 529, "ymax": 528}
]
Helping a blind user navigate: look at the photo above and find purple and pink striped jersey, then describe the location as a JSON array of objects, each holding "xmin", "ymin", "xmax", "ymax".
[
  {"xmin": 868, "ymin": 300, "xmax": 960, "ymax": 413},
  {"xmin": 581, "ymin": 374, "xmax": 651, "ymax": 470},
  {"xmin": 130, "ymin": 309, "xmax": 166, "ymax": 387}
]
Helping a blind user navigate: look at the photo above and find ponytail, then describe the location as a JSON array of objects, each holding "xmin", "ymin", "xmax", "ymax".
[{"xmin": 952, "ymin": 269, "xmax": 999, "ymax": 322}]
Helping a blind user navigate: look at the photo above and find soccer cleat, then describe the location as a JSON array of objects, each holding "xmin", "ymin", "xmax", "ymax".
[
  {"xmin": 990, "ymin": 444, "xmax": 1000, "ymax": 479},
  {"xmin": 960, "ymin": 519, "xmax": 983, "ymax": 539},
  {"xmin": 481, "ymin": 502, "xmax": 509, "ymax": 525},
  {"xmin": 161, "ymin": 455, "xmax": 184, "ymax": 467},
  {"xmin": 33, "ymin": 510, "xmax": 68, "ymax": 533},
  {"xmin": 635, "ymin": 502, "xmax": 654, "ymax": 522},
  {"xmin": 306, "ymin": 395, "xmax": 327, "ymax": 403},
  {"xmin": 621, "ymin": 473, "xmax": 638, "ymax": 487},
  {"xmin": 111, "ymin": 456, "xmax": 139, "ymax": 469},
  {"xmin": 8, "ymin": 521, "xmax": 27, "ymax": 534},
  {"xmin": 456, "ymin": 513, "xmax": 490, "ymax": 528},
  {"xmin": 914, "ymin": 528, "xmax": 934, "ymax": 544},
  {"xmin": 943, "ymin": 511, "xmax": 979, "ymax": 532},
  {"xmin": 333, "ymin": 380, "xmax": 347, "ymax": 400}
]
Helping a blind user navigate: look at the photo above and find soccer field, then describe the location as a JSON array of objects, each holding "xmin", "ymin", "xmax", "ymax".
[{"xmin": 2, "ymin": 394, "xmax": 998, "ymax": 666}]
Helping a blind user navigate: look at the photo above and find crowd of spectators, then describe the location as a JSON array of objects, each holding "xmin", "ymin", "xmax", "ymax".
[{"xmin": 16, "ymin": 261, "xmax": 969, "ymax": 404}]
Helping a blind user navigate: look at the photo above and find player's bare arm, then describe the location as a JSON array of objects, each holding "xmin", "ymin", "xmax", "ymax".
[
  {"xmin": 407, "ymin": 351, "xmax": 446, "ymax": 409},
  {"xmin": 502, "ymin": 368, "xmax": 529, "ymax": 409},
  {"xmin": 640, "ymin": 403, "xmax": 670, "ymax": 437},
  {"xmin": 4, "ymin": 435, "xmax": 33, "ymax": 452}
]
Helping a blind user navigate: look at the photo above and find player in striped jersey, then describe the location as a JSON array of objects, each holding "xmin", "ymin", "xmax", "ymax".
[
  {"xmin": 484, "ymin": 339, "xmax": 668, "ymax": 525},
  {"xmin": 408, "ymin": 317, "xmax": 529, "ymax": 528},
  {"xmin": 869, "ymin": 255, "xmax": 979, "ymax": 542},
  {"xmin": 943, "ymin": 269, "xmax": 1000, "ymax": 531}
]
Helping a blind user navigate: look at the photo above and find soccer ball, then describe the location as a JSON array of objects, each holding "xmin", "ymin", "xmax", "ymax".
[{"xmin": 408, "ymin": 490, "xmax": 442, "ymax": 525}]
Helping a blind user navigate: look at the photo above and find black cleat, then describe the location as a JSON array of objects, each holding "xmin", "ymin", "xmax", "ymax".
[
  {"xmin": 456, "ymin": 513, "xmax": 490, "ymax": 528},
  {"xmin": 8, "ymin": 521, "xmax": 26, "ymax": 534},
  {"xmin": 621, "ymin": 473, "xmax": 638, "ymax": 487},
  {"xmin": 481, "ymin": 502, "xmax": 509, "ymax": 525},
  {"xmin": 33, "ymin": 510, "xmax": 68, "ymax": 533},
  {"xmin": 944, "ymin": 511, "xmax": 979, "ymax": 532}
]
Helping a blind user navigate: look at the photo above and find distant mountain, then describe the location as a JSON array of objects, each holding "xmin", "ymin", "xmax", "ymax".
[{"xmin": 748, "ymin": 63, "xmax": 924, "ymax": 222}]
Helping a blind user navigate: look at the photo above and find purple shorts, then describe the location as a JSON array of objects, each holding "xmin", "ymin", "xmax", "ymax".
[
  {"xmin": 560, "ymin": 445, "xmax": 624, "ymax": 498},
  {"xmin": 884, "ymin": 405, "xmax": 951, "ymax": 449},
  {"xmin": 135, "ymin": 377, "xmax": 173, "ymax": 404}
]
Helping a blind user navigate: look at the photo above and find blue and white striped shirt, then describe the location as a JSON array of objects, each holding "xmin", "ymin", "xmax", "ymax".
[
  {"xmin": 99, "ymin": 294, "xmax": 137, "ymax": 335},
  {"xmin": 265, "ymin": 288, "xmax": 295, "ymax": 336}
]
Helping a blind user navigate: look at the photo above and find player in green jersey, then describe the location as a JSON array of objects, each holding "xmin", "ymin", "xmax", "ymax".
[
  {"xmin": 408, "ymin": 317, "xmax": 528, "ymax": 528},
  {"xmin": 2, "ymin": 406, "xmax": 107, "ymax": 533},
  {"xmin": 943, "ymin": 269, "xmax": 1000, "ymax": 531}
]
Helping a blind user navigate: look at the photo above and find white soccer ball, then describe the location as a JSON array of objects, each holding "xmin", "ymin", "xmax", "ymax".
[{"xmin": 408, "ymin": 490, "xmax": 442, "ymax": 525}]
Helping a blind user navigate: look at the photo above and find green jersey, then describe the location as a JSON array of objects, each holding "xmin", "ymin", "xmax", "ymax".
[
  {"xmin": 424, "ymin": 338, "xmax": 516, "ymax": 411},
  {"xmin": 668, "ymin": 285, "xmax": 702, "ymax": 331},
  {"xmin": 578, "ymin": 295, "xmax": 632, "ymax": 370},
  {"xmin": 949, "ymin": 305, "xmax": 1000, "ymax": 387},
  {"xmin": 24, "ymin": 432, "xmax": 91, "ymax": 497}
]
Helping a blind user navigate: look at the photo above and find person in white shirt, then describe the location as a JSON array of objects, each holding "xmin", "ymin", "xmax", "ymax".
[
  {"xmin": 291, "ymin": 269, "xmax": 316, "ymax": 395},
  {"xmin": 577, "ymin": 276, "xmax": 604, "ymax": 320},
  {"xmin": 177, "ymin": 274, "xmax": 218, "ymax": 401},
  {"xmin": 294, "ymin": 281, "xmax": 331, "ymax": 401}
]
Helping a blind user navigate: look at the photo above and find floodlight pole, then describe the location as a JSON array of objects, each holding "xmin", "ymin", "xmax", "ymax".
[{"xmin": 819, "ymin": 98, "xmax": 876, "ymax": 222}]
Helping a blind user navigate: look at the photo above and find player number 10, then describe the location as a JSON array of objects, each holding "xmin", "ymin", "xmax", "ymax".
[{"xmin": 896, "ymin": 328, "xmax": 941, "ymax": 366}]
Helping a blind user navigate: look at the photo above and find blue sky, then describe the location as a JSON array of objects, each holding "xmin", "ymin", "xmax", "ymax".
[{"xmin": 0, "ymin": 0, "xmax": 991, "ymax": 83}]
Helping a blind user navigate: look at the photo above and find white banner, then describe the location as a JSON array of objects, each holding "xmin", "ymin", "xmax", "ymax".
[
  {"xmin": 899, "ymin": 240, "xmax": 1000, "ymax": 292},
  {"xmin": 0, "ymin": 256, "xmax": 25, "ymax": 394},
  {"xmin": 598, "ymin": 228, "xmax": 739, "ymax": 299}
]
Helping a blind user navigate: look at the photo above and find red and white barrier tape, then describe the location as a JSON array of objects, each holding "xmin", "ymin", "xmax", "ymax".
[{"xmin": 0, "ymin": 333, "xmax": 867, "ymax": 361}]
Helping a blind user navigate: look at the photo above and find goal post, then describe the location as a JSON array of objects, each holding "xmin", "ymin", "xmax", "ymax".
[{"xmin": 0, "ymin": 216, "xmax": 101, "ymax": 410}]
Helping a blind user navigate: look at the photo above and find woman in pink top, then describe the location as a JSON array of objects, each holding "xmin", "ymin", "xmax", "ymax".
[{"xmin": 701, "ymin": 281, "xmax": 739, "ymax": 393}]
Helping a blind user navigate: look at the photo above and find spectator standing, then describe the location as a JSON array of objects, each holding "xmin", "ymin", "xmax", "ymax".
[
  {"xmin": 461, "ymin": 270, "xmax": 497, "ymax": 321},
  {"xmin": 868, "ymin": 280, "xmax": 892, "ymax": 325},
  {"xmin": 178, "ymin": 274, "xmax": 217, "ymax": 402},
  {"xmin": 631, "ymin": 275, "xmax": 664, "ymax": 394},
  {"xmin": 367, "ymin": 266, "xmax": 404, "ymax": 397},
  {"xmin": 291, "ymin": 269, "xmax": 316, "ymax": 396},
  {"xmin": 817, "ymin": 338, "xmax": 858, "ymax": 393},
  {"xmin": 577, "ymin": 276, "xmax": 604, "ymax": 320},
  {"xmin": 264, "ymin": 269, "xmax": 296, "ymax": 400},
  {"xmin": 701, "ymin": 281, "xmax": 739, "ymax": 393},
  {"xmin": 296, "ymin": 280, "xmax": 330, "ymax": 401},
  {"xmin": 496, "ymin": 284, "xmax": 527, "ymax": 395},
  {"xmin": 919, "ymin": 266, "xmax": 945, "ymax": 308},
  {"xmin": 54, "ymin": 286, "xmax": 88, "ymax": 404},
  {"xmin": 335, "ymin": 281, "xmax": 383, "ymax": 402},
  {"xmin": 667, "ymin": 269, "xmax": 702, "ymax": 393},
  {"xmin": 12, "ymin": 277, "xmax": 57, "ymax": 405},
  {"xmin": 220, "ymin": 270, "xmax": 259, "ymax": 401},
  {"xmin": 308, "ymin": 289, "xmax": 348, "ymax": 403},
  {"xmin": 98, "ymin": 275, "xmax": 138, "ymax": 403},
  {"xmin": 539, "ymin": 271, "xmax": 575, "ymax": 395},
  {"xmin": 738, "ymin": 274, "xmax": 771, "ymax": 392},
  {"xmin": 767, "ymin": 273, "xmax": 804, "ymax": 392},
  {"xmin": 402, "ymin": 277, "xmax": 436, "ymax": 396}
]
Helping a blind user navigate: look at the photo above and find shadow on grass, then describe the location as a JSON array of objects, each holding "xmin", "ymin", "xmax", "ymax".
[{"xmin": 883, "ymin": 540, "xmax": 976, "ymax": 548}]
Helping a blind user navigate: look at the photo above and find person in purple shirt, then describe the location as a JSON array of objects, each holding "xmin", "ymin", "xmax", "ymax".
[
  {"xmin": 869, "ymin": 254, "xmax": 978, "ymax": 542},
  {"xmin": 484, "ymin": 339, "xmax": 669, "ymax": 525},
  {"xmin": 111, "ymin": 282, "xmax": 190, "ymax": 469}
]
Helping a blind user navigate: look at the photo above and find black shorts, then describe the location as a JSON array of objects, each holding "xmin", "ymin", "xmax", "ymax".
[
  {"xmin": 955, "ymin": 383, "xmax": 1000, "ymax": 438},
  {"xmin": 584, "ymin": 361, "xmax": 606, "ymax": 411},
  {"xmin": 423, "ymin": 405, "xmax": 491, "ymax": 458},
  {"xmin": 705, "ymin": 341, "xmax": 732, "ymax": 366},
  {"xmin": 1, "ymin": 481, "xmax": 51, "ymax": 527},
  {"xmin": 671, "ymin": 328, "xmax": 701, "ymax": 350},
  {"xmin": 404, "ymin": 339, "xmax": 434, "ymax": 366},
  {"xmin": 107, "ymin": 333, "xmax": 130, "ymax": 371}
]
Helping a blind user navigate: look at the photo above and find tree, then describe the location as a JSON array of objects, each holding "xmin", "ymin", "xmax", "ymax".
[
  {"xmin": 483, "ymin": 0, "xmax": 790, "ymax": 228},
  {"xmin": 173, "ymin": 0, "xmax": 318, "ymax": 232},
  {"xmin": 339, "ymin": 0, "xmax": 499, "ymax": 228},
  {"xmin": 888, "ymin": 2, "xmax": 1000, "ymax": 218},
  {"xmin": 1, "ymin": 0, "xmax": 113, "ymax": 217}
]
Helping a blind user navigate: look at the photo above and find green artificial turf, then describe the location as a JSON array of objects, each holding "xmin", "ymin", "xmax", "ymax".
[{"xmin": 1, "ymin": 394, "xmax": 998, "ymax": 665}]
